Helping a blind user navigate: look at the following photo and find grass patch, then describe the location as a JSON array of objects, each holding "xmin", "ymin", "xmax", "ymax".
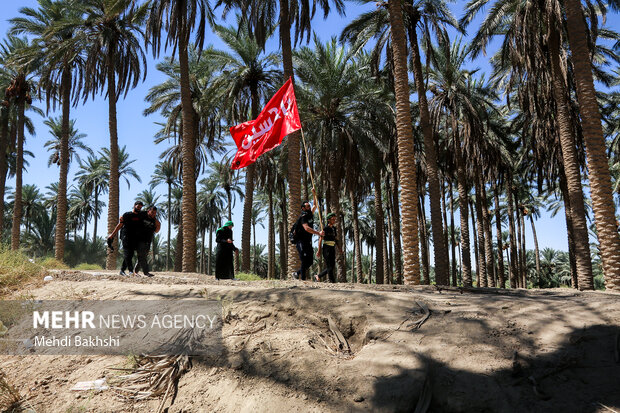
[
  {"xmin": 0, "ymin": 371, "xmax": 22, "ymax": 411},
  {"xmin": 39, "ymin": 257, "xmax": 69, "ymax": 270},
  {"xmin": 235, "ymin": 272, "xmax": 262, "ymax": 281},
  {"xmin": 0, "ymin": 247, "xmax": 45, "ymax": 293},
  {"xmin": 74, "ymin": 263, "xmax": 103, "ymax": 270}
]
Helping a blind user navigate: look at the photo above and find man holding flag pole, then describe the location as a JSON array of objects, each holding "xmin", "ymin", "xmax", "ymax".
[{"xmin": 229, "ymin": 78, "xmax": 324, "ymax": 280}]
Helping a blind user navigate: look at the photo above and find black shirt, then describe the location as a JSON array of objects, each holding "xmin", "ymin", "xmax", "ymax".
[
  {"xmin": 121, "ymin": 210, "xmax": 143, "ymax": 241},
  {"xmin": 299, "ymin": 210, "xmax": 314, "ymax": 244},
  {"xmin": 323, "ymin": 225, "xmax": 337, "ymax": 245},
  {"xmin": 140, "ymin": 213, "xmax": 157, "ymax": 242},
  {"xmin": 216, "ymin": 226, "xmax": 238, "ymax": 252}
]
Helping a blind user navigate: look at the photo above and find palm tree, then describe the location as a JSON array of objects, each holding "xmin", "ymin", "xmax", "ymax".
[
  {"xmin": 293, "ymin": 40, "xmax": 394, "ymax": 282},
  {"xmin": 24, "ymin": 209, "xmax": 56, "ymax": 257},
  {"xmin": 563, "ymin": 0, "xmax": 620, "ymax": 291},
  {"xmin": 11, "ymin": 0, "xmax": 86, "ymax": 261},
  {"xmin": 77, "ymin": 0, "xmax": 148, "ymax": 269},
  {"xmin": 384, "ymin": 0, "xmax": 422, "ymax": 284},
  {"xmin": 462, "ymin": 0, "xmax": 596, "ymax": 289},
  {"xmin": 0, "ymin": 35, "xmax": 35, "ymax": 251},
  {"xmin": 68, "ymin": 184, "xmax": 97, "ymax": 240},
  {"xmin": 208, "ymin": 19, "xmax": 280, "ymax": 273},
  {"xmin": 75, "ymin": 154, "xmax": 108, "ymax": 243},
  {"xmin": 197, "ymin": 177, "xmax": 225, "ymax": 274},
  {"xmin": 341, "ymin": 0, "xmax": 457, "ymax": 285},
  {"xmin": 100, "ymin": 146, "xmax": 141, "ymax": 190},
  {"xmin": 232, "ymin": 0, "xmax": 345, "ymax": 277},
  {"xmin": 43, "ymin": 117, "xmax": 92, "ymax": 167},
  {"xmin": 205, "ymin": 156, "xmax": 244, "ymax": 221},
  {"xmin": 135, "ymin": 188, "xmax": 160, "ymax": 209},
  {"xmin": 150, "ymin": 160, "xmax": 178, "ymax": 271},
  {"xmin": 250, "ymin": 202, "xmax": 265, "ymax": 273},
  {"xmin": 146, "ymin": 0, "xmax": 213, "ymax": 272}
]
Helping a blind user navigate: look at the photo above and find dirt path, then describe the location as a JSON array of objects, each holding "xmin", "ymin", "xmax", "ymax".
[{"xmin": 1, "ymin": 270, "xmax": 619, "ymax": 412}]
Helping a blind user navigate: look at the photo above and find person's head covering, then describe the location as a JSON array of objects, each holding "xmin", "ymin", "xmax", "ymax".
[
  {"xmin": 134, "ymin": 200, "xmax": 144, "ymax": 206},
  {"xmin": 217, "ymin": 221, "xmax": 234, "ymax": 233},
  {"xmin": 326, "ymin": 212, "xmax": 336, "ymax": 220}
]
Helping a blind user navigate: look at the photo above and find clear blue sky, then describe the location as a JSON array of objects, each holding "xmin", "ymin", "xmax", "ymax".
[{"xmin": 1, "ymin": 0, "xmax": 609, "ymax": 260}]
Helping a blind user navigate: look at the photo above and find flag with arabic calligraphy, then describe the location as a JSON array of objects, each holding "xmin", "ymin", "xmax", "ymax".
[{"xmin": 230, "ymin": 78, "xmax": 301, "ymax": 170}]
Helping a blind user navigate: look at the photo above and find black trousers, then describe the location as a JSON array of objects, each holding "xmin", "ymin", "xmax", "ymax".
[
  {"xmin": 134, "ymin": 241, "xmax": 151, "ymax": 274},
  {"xmin": 295, "ymin": 241, "xmax": 314, "ymax": 280},
  {"xmin": 318, "ymin": 246, "xmax": 336, "ymax": 283},
  {"xmin": 121, "ymin": 238, "xmax": 137, "ymax": 272}
]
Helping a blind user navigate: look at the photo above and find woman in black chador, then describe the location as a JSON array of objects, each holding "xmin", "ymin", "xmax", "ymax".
[{"xmin": 215, "ymin": 221, "xmax": 239, "ymax": 280}]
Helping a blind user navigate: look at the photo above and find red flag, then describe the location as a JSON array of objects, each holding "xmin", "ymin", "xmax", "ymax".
[{"xmin": 230, "ymin": 78, "xmax": 301, "ymax": 169}]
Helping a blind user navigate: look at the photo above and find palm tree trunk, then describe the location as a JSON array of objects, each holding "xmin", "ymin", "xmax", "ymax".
[
  {"xmin": 388, "ymin": 0, "xmax": 421, "ymax": 284},
  {"xmin": 450, "ymin": 180, "xmax": 457, "ymax": 286},
  {"xmin": 441, "ymin": 178, "xmax": 451, "ymax": 284},
  {"xmin": 242, "ymin": 85, "xmax": 261, "ymax": 273},
  {"xmin": 481, "ymin": 179, "xmax": 495, "ymax": 287},
  {"xmin": 350, "ymin": 188, "xmax": 363, "ymax": 284},
  {"xmin": 407, "ymin": 21, "xmax": 449, "ymax": 285},
  {"xmin": 373, "ymin": 168, "xmax": 385, "ymax": 284},
  {"xmin": 529, "ymin": 213, "xmax": 541, "ymax": 285},
  {"xmin": 471, "ymin": 200, "xmax": 480, "ymax": 287},
  {"xmin": 564, "ymin": 0, "xmax": 620, "ymax": 290},
  {"xmin": 10, "ymin": 97, "xmax": 25, "ymax": 250},
  {"xmin": 493, "ymin": 182, "xmax": 506, "ymax": 288},
  {"xmin": 106, "ymin": 58, "xmax": 120, "ymax": 269},
  {"xmin": 548, "ymin": 19, "xmax": 594, "ymax": 290},
  {"xmin": 419, "ymin": 194, "xmax": 430, "ymax": 284},
  {"xmin": 513, "ymin": 195, "xmax": 522, "ymax": 288},
  {"xmin": 93, "ymin": 189, "xmax": 99, "ymax": 244},
  {"xmin": 519, "ymin": 203, "xmax": 527, "ymax": 288},
  {"xmin": 390, "ymin": 163, "xmax": 403, "ymax": 284},
  {"xmin": 83, "ymin": 215, "xmax": 88, "ymax": 241},
  {"xmin": 474, "ymin": 175, "xmax": 487, "ymax": 287},
  {"xmin": 174, "ymin": 218, "xmax": 183, "ymax": 272},
  {"xmin": 201, "ymin": 228, "xmax": 206, "ymax": 273},
  {"xmin": 268, "ymin": 190, "xmax": 275, "ymax": 279},
  {"xmin": 167, "ymin": 183, "xmax": 171, "ymax": 271},
  {"xmin": 280, "ymin": 0, "xmax": 302, "ymax": 279},
  {"xmin": 55, "ymin": 68, "xmax": 71, "ymax": 261},
  {"xmin": 208, "ymin": 226, "xmax": 213, "ymax": 275},
  {"xmin": 178, "ymin": 22, "xmax": 197, "ymax": 273},
  {"xmin": 454, "ymin": 126, "xmax": 472, "ymax": 286},
  {"xmin": 385, "ymin": 183, "xmax": 394, "ymax": 284},
  {"xmin": 328, "ymin": 168, "xmax": 346, "ymax": 282},
  {"xmin": 506, "ymin": 173, "xmax": 518, "ymax": 288},
  {"xmin": 0, "ymin": 110, "xmax": 9, "ymax": 234},
  {"xmin": 560, "ymin": 171, "xmax": 579, "ymax": 288}
]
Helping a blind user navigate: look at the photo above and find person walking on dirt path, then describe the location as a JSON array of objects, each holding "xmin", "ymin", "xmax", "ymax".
[
  {"xmin": 133, "ymin": 205, "xmax": 161, "ymax": 277},
  {"xmin": 215, "ymin": 221, "xmax": 239, "ymax": 280},
  {"xmin": 293, "ymin": 193, "xmax": 325, "ymax": 281},
  {"xmin": 108, "ymin": 200, "xmax": 144, "ymax": 276},
  {"xmin": 315, "ymin": 212, "xmax": 342, "ymax": 283}
]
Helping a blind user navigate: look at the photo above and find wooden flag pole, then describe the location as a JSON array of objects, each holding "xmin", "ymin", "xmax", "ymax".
[{"xmin": 300, "ymin": 127, "xmax": 324, "ymax": 232}]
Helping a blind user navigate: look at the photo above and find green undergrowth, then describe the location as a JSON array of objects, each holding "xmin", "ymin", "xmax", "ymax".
[
  {"xmin": 235, "ymin": 272, "xmax": 262, "ymax": 281},
  {"xmin": 0, "ymin": 247, "xmax": 45, "ymax": 292},
  {"xmin": 39, "ymin": 257, "xmax": 69, "ymax": 270},
  {"xmin": 74, "ymin": 263, "xmax": 103, "ymax": 270}
]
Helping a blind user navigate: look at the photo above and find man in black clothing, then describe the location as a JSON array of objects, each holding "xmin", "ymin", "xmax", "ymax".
[
  {"xmin": 108, "ymin": 201, "xmax": 144, "ymax": 276},
  {"xmin": 316, "ymin": 212, "xmax": 343, "ymax": 283},
  {"xmin": 293, "ymin": 197, "xmax": 324, "ymax": 281},
  {"xmin": 134, "ymin": 205, "xmax": 161, "ymax": 277}
]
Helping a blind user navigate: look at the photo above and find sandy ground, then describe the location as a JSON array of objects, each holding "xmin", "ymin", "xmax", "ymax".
[{"xmin": 1, "ymin": 269, "xmax": 619, "ymax": 413}]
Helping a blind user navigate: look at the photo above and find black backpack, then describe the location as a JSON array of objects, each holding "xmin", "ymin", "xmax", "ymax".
[{"xmin": 289, "ymin": 215, "xmax": 303, "ymax": 244}]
